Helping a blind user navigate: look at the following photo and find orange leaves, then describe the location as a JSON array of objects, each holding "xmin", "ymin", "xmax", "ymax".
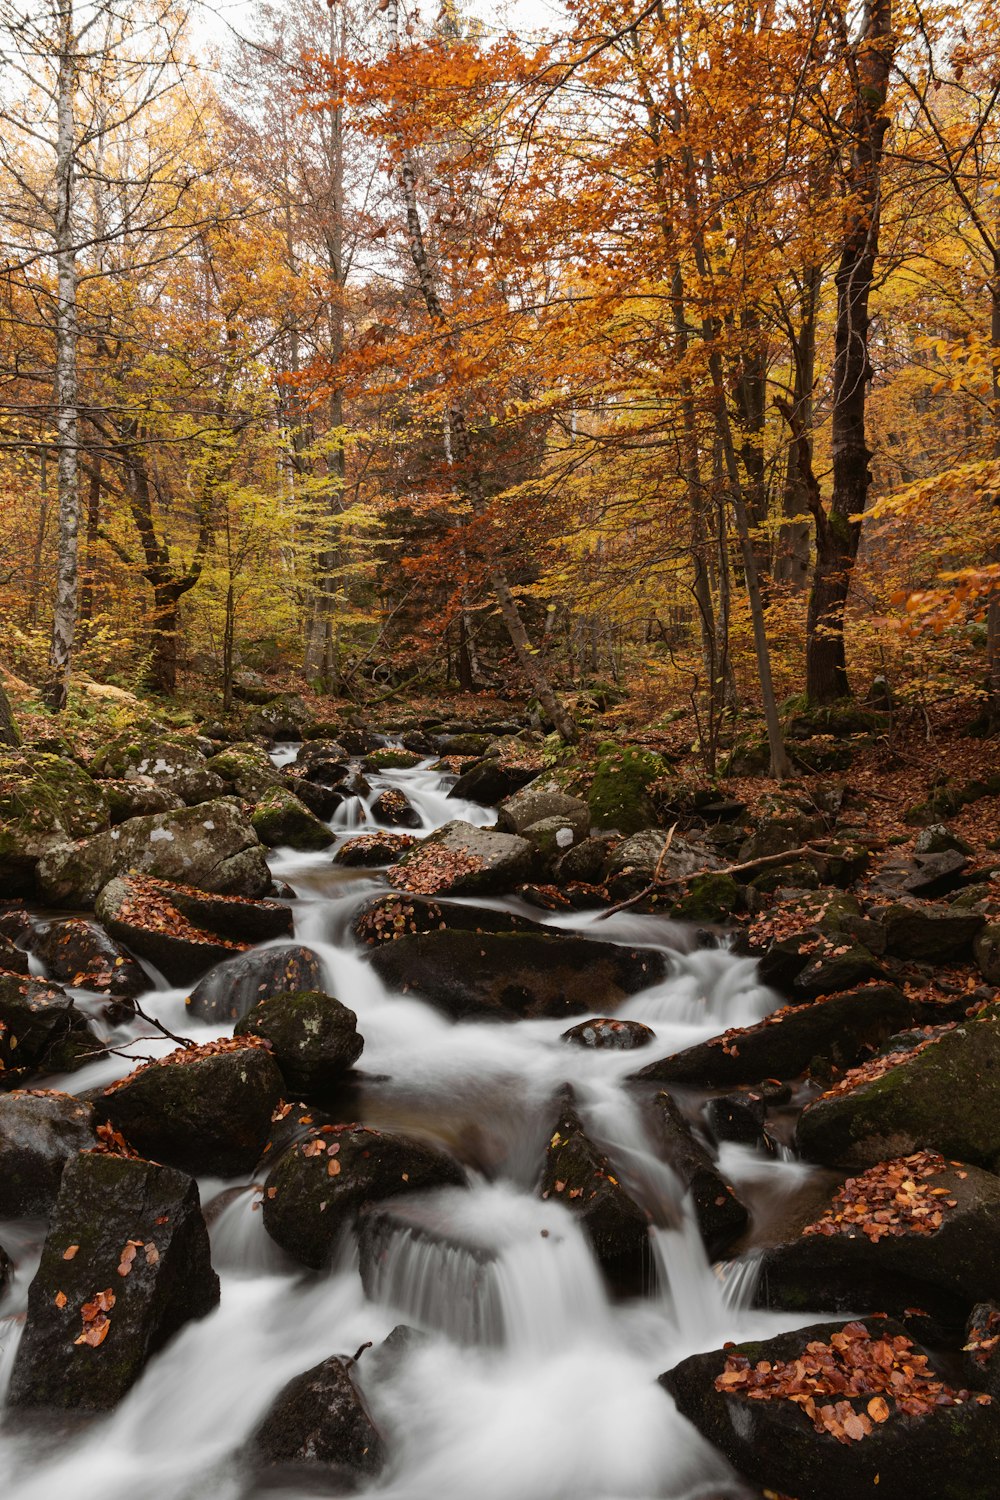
[
  {"xmin": 714, "ymin": 1322, "xmax": 990, "ymax": 1444},
  {"xmin": 62, "ymin": 1244, "xmax": 79, "ymax": 1261},
  {"xmin": 74, "ymin": 1289, "xmax": 116, "ymax": 1349},
  {"xmin": 802, "ymin": 1152, "xmax": 960, "ymax": 1244}
]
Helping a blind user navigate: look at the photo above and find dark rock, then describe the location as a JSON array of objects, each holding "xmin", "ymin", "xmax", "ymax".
[
  {"xmin": 669, "ymin": 873, "xmax": 742, "ymax": 924},
  {"xmin": 32, "ymin": 918, "xmax": 148, "ymax": 998},
  {"xmin": 235, "ymin": 990, "xmax": 363, "ymax": 1097},
  {"xmin": 0, "ymin": 751, "xmax": 109, "ymax": 898},
  {"xmin": 251, "ymin": 787, "xmax": 335, "ymax": 850},
  {"xmin": 8, "ymin": 1153, "xmax": 219, "ymax": 1411},
  {"xmin": 606, "ymin": 830, "xmax": 721, "ymax": 895},
  {"xmin": 0, "ymin": 932, "xmax": 29, "ymax": 974},
  {"xmin": 435, "ymin": 732, "xmax": 495, "ymax": 756},
  {"xmin": 660, "ymin": 1317, "xmax": 999, "ymax": 1500},
  {"xmin": 562, "ymin": 1017, "xmax": 656, "ymax": 1050},
  {"xmin": 0, "ymin": 973, "xmax": 101, "ymax": 1081},
  {"xmin": 186, "ymin": 944, "xmax": 324, "ymax": 1023},
  {"xmin": 100, "ymin": 1040, "xmax": 284, "ymax": 1178},
  {"xmin": 914, "ymin": 824, "xmax": 974, "ymax": 857},
  {"xmin": 104, "ymin": 781, "xmax": 186, "ymax": 824},
  {"xmin": 95, "ymin": 876, "xmax": 249, "ymax": 986},
  {"xmin": 648, "ymin": 1091, "xmax": 748, "ymax": 1255},
  {"xmin": 756, "ymin": 1156, "xmax": 1000, "ymax": 1328},
  {"xmin": 704, "ymin": 1091, "xmax": 768, "ymax": 1147},
  {"xmin": 351, "ymin": 893, "xmax": 546, "ymax": 948},
  {"xmin": 963, "ymin": 1303, "xmax": 1000, "ymax": 1397},
  {"xmin": 586, "ymin": 746, "xmax": 667, "ymax": 834},
  {"xmin": 362, "ymin": 748, "xmax": 424, "ymax": 772},
  {"xmin": 974, "ymin": 925, "xmax": 1000, "ymax": 985},
  {"xmin": 874, "ymin": 899, "xmax": 984, "ymax": 962},
  {"xmin": 792, "ymin": 937, "xmax": 887, "ymax": 1000},
  {"xmin": 370, "ymin": 788, "xmax": 422, "ymax": 828},
  {"xmin": 386, "ymin": 820, "xmax": 536, "ymax": 897},
  {"xmin": 554, "ymin": 835, "xmax": 617, "ymax": 885},
  {"xmin": 37, "ymin": 799, "xmax": 271, "ymax": 907},
  {"xmin": 284, "ymin": 774, "xmax": 344, "ymax": 820},
  {"xmin": 631, "ymin": 985, "xmax": 911, "ymax": 1088},
  {"xmin": 294, "ymin": 740, "xmax": 351, "ymax": 786},
  {"xmin": 335, "ymin": 832, "xmax": 418, "ymax": 867},
  {"xmin": 244, "ymin": 695, "xmax": 313, "ymax": 741},
  {"xmin": 250, "ymin": 1353, "xmax": 385, "ymax": 1490},
  {"xmin": 540, "ymin": 1085, "xmax": 649, "ymax": 1292},
  {"xmin": 262, "ymin": 1122, "xmax": 465, "ymax": 1268},
  {"xmin": 368, "ymin": 929, "xmax": 664, "ymax": 1021},
  {"xmin": 795, "ymin": 1002, "xmax": 1000, "ymax": 1168},
  {"xmin": 0, "ymin": 1090, "xmax": 98, "ymax": 1215},
  {"xmin": 899, "ymin": 850, "xmax": 971, "ymax": 899},
  {"xmin": 449, "ymin": 758, "xmax": 541, "ymax": 805}
]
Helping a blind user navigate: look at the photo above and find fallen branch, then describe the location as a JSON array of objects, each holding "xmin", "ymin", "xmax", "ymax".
[{"xmin": 597, "ymin": 839, "xmax": 841, "ymax": 920}]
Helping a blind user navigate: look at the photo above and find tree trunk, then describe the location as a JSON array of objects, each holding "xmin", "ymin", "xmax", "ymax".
[
  {"xmin": 805, "ymin": 0, "xmax": 894, "ymax": 703},
  {"xmin": 79, "ymin": 459, "xmax": 101, "ymax": 627},
  {"xmin": 46, "ymin": 0, "xmax": 80, "ymax": 712},
  {"xmin": 147, "ymin": 585, "xmax": 182, "ymax": 696},
  {"xmin": 0, "ymin": 678, "xmax": 20, "ymax": 748},
  {"xmin": 222, "ymin": 582, "xmax": 236, "ymax": 713},
  {"xmin": 986, "ymin": 259, "xmax": 1000, "ymax": 720},
  {"xmin": 775, "ymin": 266, "xmax": 820, "ymax": 590}
]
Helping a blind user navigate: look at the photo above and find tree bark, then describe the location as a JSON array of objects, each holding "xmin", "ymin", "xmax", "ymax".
[
  {"xmin": 0, "ymin": 677, "xmax": 20, "ymax": 748},
  {"xmin": 775, "ymin": 266, "xmax": 821, "ymax": 590},
  {"xmin": 46, "ymin": 0, "xmax": 80, "ymax": 711},
  {"xmin": 805, "ymin": 0, "xmax": 894, "ymax": 703}
]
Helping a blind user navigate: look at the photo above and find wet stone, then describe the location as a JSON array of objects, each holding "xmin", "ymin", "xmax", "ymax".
[
  {"xmin": 186, "ymin": 944, "xmax": 324, "ymax": 1023},
  {"xmin": 648, "ymin": 1091, "xmax": 748, "ymax": 1256},
  {"xmin": 31, "ymin": 917, "xmax": 148, "ymax": 998},
  {"xmin": 250, "ymin": 1353, "xmax": 385, "ymax": 1490},
  {"xmin": 234, "ymin": 990, "xmax": 364, "ymax": 1098},
  {"xmin": 561, "ymin": 1017, "xmax": 656, "ymax": 1050},
  {"xmin": 0, "ymin": 1090, "xmax": 98, "ymax": 1216}
]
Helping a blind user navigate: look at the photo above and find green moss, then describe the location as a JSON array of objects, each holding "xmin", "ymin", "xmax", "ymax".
[
  {"xmin": 670, "ymin": 873, "xmax": 742, "ymax": 923},
  {"xmin": 363, "ymin": 748, "xmax": 424, "ymax": 771},
  {"xmin": 587, "ymin": 746, "xmax": 667, "ymax": 833}
]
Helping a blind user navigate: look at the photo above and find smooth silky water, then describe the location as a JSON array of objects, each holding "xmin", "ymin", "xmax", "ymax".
[{"xmin": 0, "ymin": 755, "xmax": 826, "ymax": 1500}]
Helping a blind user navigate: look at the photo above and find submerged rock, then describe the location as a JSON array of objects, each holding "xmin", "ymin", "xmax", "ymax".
[
  {"xmin": 8, "ymin": 1153, "xmax": 219, "ymax": 1411},
  {"xmin": 37, "ymin": 799, "xmax": 271, "ymax": 907},
  {"xmin": 631, "ymin": 984, "xmax": 911, "ymax": 1088},
  {"xmin": 186, "ymin": 944, "xmax": 324, "ymax": 1023},
  {"xmin": 100, "ymin": 1038, "xmax": 284, "ymax": 1178},
  {"xmin": 561, "ymin": 1017, "xmax": 656, "ymax": 1050},
  {"xmin": 540, "ymin": 1085, "xmax": 649, "ymax": 1292},
  {"xmin": 262, "ymin": 1122, "xmax": 465, "ymax": 1269},
  {"xmin": 235, "ymin": 990, "xmax": 363, "ymax": 1097},
  {"xmin": 0, "ymin": 1090, "xmax": 98, "ymax": 1216},
  {"xmin": 661, "ymin": 1317, "xmax": 999, "ymax": 1500},
  {"xmin": 796, "ymin": 1002, "xmax": 1000, "ymax": 1168},
  {"xmin": 368, "ymin": 929, "xmax": 664, "ymax": 1022},
  {"xmin": 250, "ymin": 1353, "xmax": 385, "ymax": 1490},
  {"xmin": 648, "ymin": 1091, "xmax": 748, "ymax": 1255}
]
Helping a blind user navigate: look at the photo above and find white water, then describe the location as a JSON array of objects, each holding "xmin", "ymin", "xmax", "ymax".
[{"xmin": 0, "ymin": 751, "xmax": 823, "ymax": 1500}]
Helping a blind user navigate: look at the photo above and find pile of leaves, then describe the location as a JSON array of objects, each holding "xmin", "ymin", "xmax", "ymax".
[
  {"xmin": 964, "ymin": 1307, "xmax": 1000, "ymax": 1368},
  {"xmin": 113, "ymin": 879, "xmax": 247, "ymax": 952},
  {"xmin": 802, "ymin": 1152, "xmax": 961, "ymax": 1243},
  {"xmin": 341, "ymin": 832, "xmax": 416, "ymax": 859},
  {"xmin": 388, "ymin": 844, "xmax": 487, "ymax": 895},
  {"xmin": 354, "ymin": 897, "xmax": 444, "ymax": 946},
  {"xmin": 818, "ymin": 1027, "xmax": 952, "ymax": 1100},
  {"xmin": 714, "ymin": 1321, "xmax": 990, "ymax": 1443}
]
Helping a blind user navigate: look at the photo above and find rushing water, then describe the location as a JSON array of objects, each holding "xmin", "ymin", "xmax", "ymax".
[{"xmin": 0, "ymin": 753, "xmax": 827, "ymax": 1500}]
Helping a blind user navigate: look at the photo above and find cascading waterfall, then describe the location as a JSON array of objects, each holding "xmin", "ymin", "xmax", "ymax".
[{"xmin": 0, "ymin": 748, "xmax": 823, "ymax": 1500}]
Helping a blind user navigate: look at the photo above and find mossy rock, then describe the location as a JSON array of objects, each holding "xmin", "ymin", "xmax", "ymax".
[
  {"xmin": 586, "ymin": 746, "xmax": 667, "ymax": 833},
  {"xmin": 0, "ymin": 752, "xmax": 109, "ymax": 898},
  {"xmin": 782, "ymin": 696, "xmax": 889, "ymax": 739},
  {"xmin": 235, "ymin": 989, "xmax": 363, "ymax": 1097},
  {"xmin": 251, "ymin": 788, "xmax": 335, "ymax": 851},
  {"xmin": 362, "ymin": 748, "xmax": 425, "ymax": 772},
  {"xmin": 669, "ymin": 872, "xmax": 742, "ymax": 923},
  {"xmin": 206, "ymin": 745, "xmax": 280, "ymax": 800}
]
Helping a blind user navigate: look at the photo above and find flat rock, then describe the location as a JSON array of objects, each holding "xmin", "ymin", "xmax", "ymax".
[
  {"xmin": 631, "ymin": 984, "xmax": 911, "ymax": 1088},
  {"xmin": 8, "ymin": 1152, "xmax": 219, "ymax": 1411},
  {"xmin": 368, "ymin": 929, "xmax": 664, "ymax": 1022},
  {"xmin": 386, "ymin": 820, "xmax": 536, "ymax": 897}
]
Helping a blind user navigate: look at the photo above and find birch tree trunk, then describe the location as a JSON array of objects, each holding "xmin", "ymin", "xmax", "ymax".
[{"xmin": 46, "ymin": 0, "xmax": 80, "ymax": 712}]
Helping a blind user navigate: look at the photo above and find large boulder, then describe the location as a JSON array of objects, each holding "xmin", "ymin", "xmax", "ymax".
[
  {"xmin": 586, "ymin": 746, "xmax": 667, "ymax": 834},
  {"xmin": 631, "ymin": 984, "xmax": 911, "ymax": 1089},
  {"xmin": 294, "ymin": 740, "xmax": 351, "ymax": 785},
  {"xmin": 540, "ymin": 1085, "xmax": 649, "ymax": 1292},
  {"xmin": 95, "ymin": 877, "xmax": 249, "ymax": 986},
  {"xmin": 186, "ymin": 944, "xmax": 324, "ymax": 1023},
  {"xmin": 368, "ymin": 929, "xmax": 664, "ymax": 1022},
  {"xmin": 386, "ymin": 820, "xmax": 535, "ymax": 897},
  {"xmin": 205, "ymin": 744, "xmax": 281, "ymax": 800},
  {"xmin": 661, "ymin": 1317, "xmax": 999, "ymax": 1500},
  {"xmin": 99, "ymin": 1038, "xmax": 284, "ymax": 1178},
  {"xmin": 0, "ymin": 1090, "xmax": 98, "ymax": 1216},
  {"xmin": 756, "ymin": 1152, "xmax": 1000, "ymax": 1329},
  {"xmin": 250, "ymin": 1353, "xmax": 385, "ymax": 1490},
  {"xmin": 648, "ymin": 1091, "xmax": 748, "ymax": 1255},
  {"xmin": 104, "ymin": 781, "xmax": 185, "ymax": 825},
  {"xmin": 37, "ymin": 799, "xmax": 272, "ymax": 907},
  {"xmin": 262, "ymin": 1122, "xmax": 465, "ymax": 1268},
  {"xmin": 873, "ymin": 899, "xmax": 984, "ymax": 962},
  {"xmin": 235, "ymin": 991, "xmax": 363, "ymax": 1097},
  {"xmin": 244, "ymin": 695, "xmax": 313, "ymax": 741},
  {"xmin": 796, "ymin": 1004, "xmax": 1000, "ymax": 1168},
  {"xmin": 605, "ymin": 829, "xmax": 721, "ymax": 896},
  {"xmin": 497, "ymin": 783, "xmax": 591, "ymax": 838},
  {"xmin": 0, "ymin": 973, "xmax": 101, "ymax": 1082},
  {"xmin": 0, "ymin": 751, "xmax": 108, "ymax": 898},
  {"xmin": 32, "ymin": 917, "xmax": 148, "ymax": 998},
  {"xmin": 250, "ymin": 788, "xmax": 335, "ymax": 850},
  {"xmin": 91, "ymin": 731, "xmax": 224, "ymax": 807},
  {"xmin": 448, "ymin": 752, "xmax": 543, "ymax": 805},
  {"xmin": 8, "ymin": 1152, "xmax": 219, "ymax": 1412}
]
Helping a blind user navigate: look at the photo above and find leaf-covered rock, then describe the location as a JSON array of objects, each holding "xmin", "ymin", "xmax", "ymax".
[
  {"xmin": 0, "ymin": 973, "xmax": 101, "ymax": 1082},
  {"xmin": 32, "ymin": 918, "xmax": 148, "ymax": 999},
  {"xmin": 386, "ymin": 819, "xmax": 535, "ymax": 897},
  {"xmin": 186, "ymin": 943, "xmax": 324, "ymax": 1023}
]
